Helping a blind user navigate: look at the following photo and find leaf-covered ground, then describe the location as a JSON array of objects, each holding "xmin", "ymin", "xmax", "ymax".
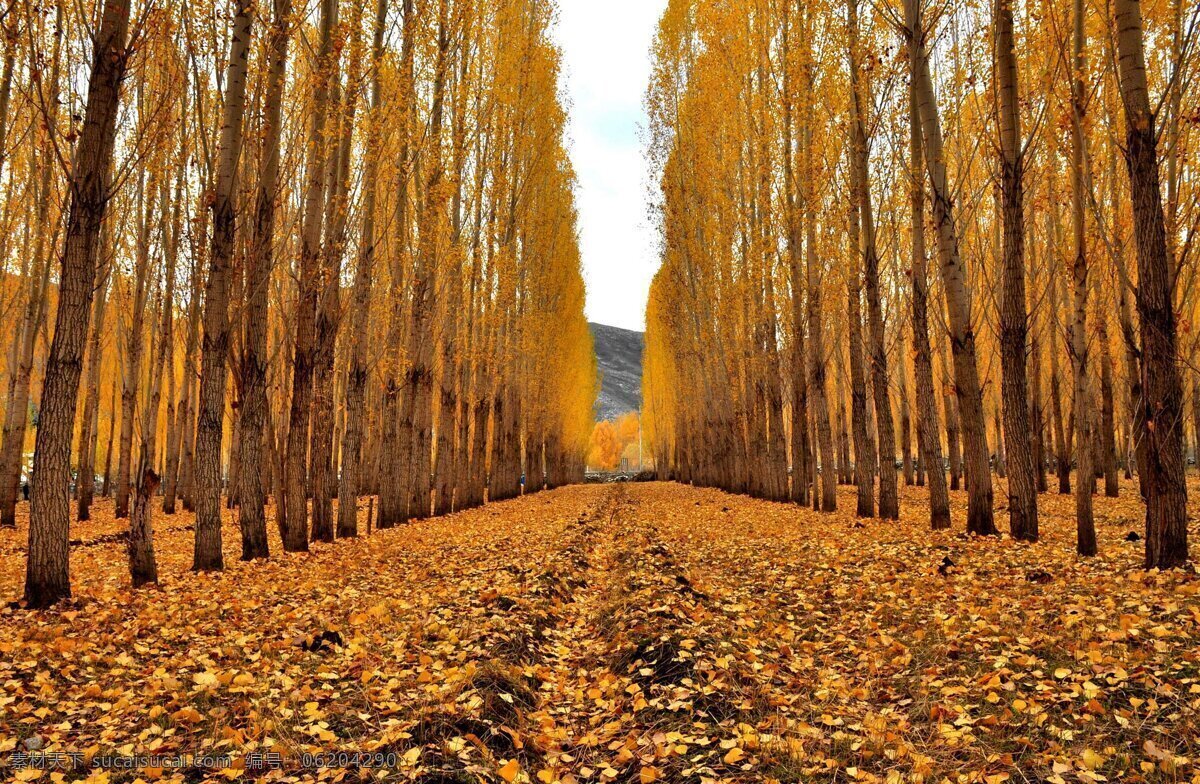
[{"xmin": 1, "ymin": 480, "xmax": 1198, "ymax": 783}]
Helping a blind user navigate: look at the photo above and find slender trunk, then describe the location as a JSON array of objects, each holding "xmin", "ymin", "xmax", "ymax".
[
  {"xmin": 789, "ymin": 264, "xmax": 811, "ymax": 506},
  {"xmin": 238, "ymin": 0, "xmax": 291, "ymax": 559},
  {"xmin": 102, "ymin": 375, "xmax": 117, "ymax": 497},
  {"xmin": 435, "ymin": 21, "xmax": 467, "ymax": 513},
  {"xmin": 1030, "ymin": 262, "xmax": 1048, "ymax": 493},
  {"xmin": 164, "ymin": 238, "xmax": 201, "ymax": 513},
  {"xmin": 805, "ymin": 138, "xmax": 836, "ymax": 511},
  {"xmin": 310, "ymin": 1, "xmax": 356, "ymax": 543},
  {"xmin": 994, "ymin": 0, "xmax": 1038, "ymax": 540},
  {"xmin": 1118, "ymin": 272, "xmax": 1147, "ymax": 492},
  {"xmin": 1114, "ymin": 0, "xmax": 1188, "ymax": 568},
  {"xmin": 836, "ymin": 351, "xmax": 851, "ymax": 486},
  {"xmin": 193, "ymin": 0, "xmax": 253, "ymax": 572},
  {"xmin": 0, "ymin": 16, "xmax": 16, "ymax": 182},
  {"xmin": 1049, "ymin": 267, "xmax": 1071, "ymax": 494},
  {"xmin": 777, "ymin": 32, "xmax": 806, "ymax": 506},
  {"xmin": 377, "ymin": 0, "xmax": 416, "ymax": 529},
  {"xmin": 939, "ymin": 335, "xmax": 962, "ymax": 491},
  {"xmin": 406, "ymin": 0, "xmax": 450, "ymax": 522},
  {"xmin": 1069, "ymin": 0, "xmax": 1096, "ymax": 555},
  {"xmin": 847, "ymin": 284, "xmax": 875, "ymax": 518},
  {"xmin": 907, "ymin": 0, "xmax": 995, "ymax": 534},
  {"xmin": 994, "ymin": 404, "xmax": 1006, "ymax": 478},
  {"xmin": 282, "ymin": 0, "xmax": 336, "ymax": 550},
  {"xmin": 116, "ymin": 171, "xmax": 156, "ymax": 519},
  {"xmin": 129, "ymin": 178, "xmax": 179, "ymax": 586},
  {"xmin": 848, "ymin": 0, "xmax": 897, "ymax": 518},
  {"xmin": 898, "ymin": 331, "xmax": 913, "ymax": 486},
  {"xmin": 1, "ymin": 203, "xmax": 34, "ymax": 499},
  {"xmin": 1098, "ymin": 275, "xmax": 1119, "ymax": 496},
  {"xmin": 76, "ymin": 254, "xmax": 112, "ymax": 521},
  {"xmin": 1191, "ymin": 373, "xmax": 1200, "ymax": 478},
  {"xmin": 157, "ymin": 173, "xmax": 183, "ymax": 505},
  {"xmin": 339, "ymin": 0, "xmax": 389, "ymax": 537},
  {"xmin": 24, "ymin": 0, "xmax": 132, "ymax": 608},
  {"xmin": 907, "ymin": 66, "xmax": 950, "ymax": 529}
]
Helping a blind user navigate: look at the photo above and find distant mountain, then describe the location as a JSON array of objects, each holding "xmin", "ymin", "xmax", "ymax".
[{"xmin": 590, "ymin": 322, "xmax": 644, "ymax": 422}]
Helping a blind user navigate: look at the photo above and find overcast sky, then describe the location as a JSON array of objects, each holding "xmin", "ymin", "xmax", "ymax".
[{"xmin": 551, "ymin": 1, "xmax": 667, "ymax": 333}]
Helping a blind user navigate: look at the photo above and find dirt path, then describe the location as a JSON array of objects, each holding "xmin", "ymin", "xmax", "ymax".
[{"xmin": 1, "ymin": 482, "xmax": 1198, "ymax": 783}]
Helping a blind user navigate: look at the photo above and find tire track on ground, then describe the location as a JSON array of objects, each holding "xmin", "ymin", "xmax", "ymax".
[
  {"xmin": 532, "ymin": 484, "xmax": 769, "ymax": 783},
  {"xmin": 371, "ymin": 486, "xmax": 622, "ymax": 782}
]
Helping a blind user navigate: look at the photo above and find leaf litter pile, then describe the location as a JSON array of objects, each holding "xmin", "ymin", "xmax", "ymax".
[{"xmin": 1, "ymin": 482, "xmax": 1199, "ymax": 783}]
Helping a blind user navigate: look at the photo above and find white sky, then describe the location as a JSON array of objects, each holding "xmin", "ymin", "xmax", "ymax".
[{"xmin": 552, "ymin": 1, "xmax": 667, "ymax": 333}]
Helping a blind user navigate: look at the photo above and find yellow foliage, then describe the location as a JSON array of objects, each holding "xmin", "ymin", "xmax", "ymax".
[{"xmin": 588, "ymin": 413, "xmax": 642, "ymax": 471}]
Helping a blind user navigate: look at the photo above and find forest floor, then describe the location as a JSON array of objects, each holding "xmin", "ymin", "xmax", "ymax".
[{"xmin": 1, "ymin": 480, "xmax": 1199, "ymax": 784}]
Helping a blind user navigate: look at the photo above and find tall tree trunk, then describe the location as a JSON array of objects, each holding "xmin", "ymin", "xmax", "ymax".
[
  {"xmin": 906, "ymin": 64, "xmax": 950, "ymax": 529},
  {"xmin": 1118, "ymin": 268, "xmax": 1147, "ymax": 491},
  {"xmin": 377, "ymin": 0, "xmax": 416, "ymax": 530},
  {"xmin": 847, "ymin": 283, "xmax": 875, "ymax": 518},
  {"xmin": 762, "ymin": 268, "xmax": 789, "ymax": 503},
  {"xmin": 1191, "ymin": 372, "xmax": 1200, "ymax": 478},
  {"xmin": 898, "ymin": 331, "xmax": 913, "ymax": 487},
  {"xmin": 102, "ymin": 375, "xmax": 118, "ymax": 497},
  {"xmin": 24, "ymin": 0, "xmax": 131, "ymax": 608},
  {"xmin": 405, "ymin": 0, "xmax": 450, "ymax": 522},
  {"xmin": 116, "ymin": 170, "xmax": 156, "ymax": 519},
  {"xmin": 1048, "ymin": 197, "xmax": 1072, "ymax": 494},
  {"xmin": 781, "ymin": 40, "xmax": 813, "ymax": 503},
  {"xmin": 836, "ymin": 350, "xmax": 852, "ymax": 486},
  {"xmin": 1097, "ymin": 273, "xmax": 1119, "ymax": 496},
  {"xmin": 157, "ymin": 172, "xmax": 183, "ymax": 501},
  {"xmin": 939, "ymin": 335, "xmax": 962, "ymax": 491},
  {"xmin": 848, "ymin": 0, "xmax": 897, "ymax": 519},
  {"xmin": 0, "ymin": 15, "xmax": 17, "ymax": 183},
  {"xmin": 805, "ymin": 131, "xmax": 836, "ymax": 511},
  {"xmin": 788, "ymin": 268, "xmax": 811, "ymax": 505},
  {"xmin": 282, "ymin": 0, "xmax": 336, "ymax": 550},
  {"xmin": 994, "ymin": 0, "xmax": 1038, "ymax": 540},
  {"xmin": 0, "ymin": 198, "xmax": 35, "ymax": 519},
  {"xmin": 193, "ymin": 0, "xmax": 253, "ymax": 572},
  {"xmin": 164, "ymin": 234, "xmax": 202, "ymax": 514},
  {"xmin": 310, "ymin": 0, "xmax": 356, "ymax": 543},
  {"xmin": 434, "ymin": 11, "xmax": 466, "ymax": 514},
  {"xmin": 994, "ymin": 403, "xmax": 1006, "ymax": 478},
  {"xmin": 129, "ymin": 177, "xmax": 179, "ymax": 586},
  {"xmin": 788, "ymin": 1, "xmax": 835, "ymax": 511},
  {"xmin": 1113, "ymin": 0, "xmax": 1188, "ymax": 568},
  {"xmin": 907, "ymin": 0, "xmax": 995, "ymax": 535},
  {"xmin": 1030, "ymin": 258, "xmax": 1048, "ymax": 493},
  {"xmin": 338, "ymin": 0, "xmax": 388, "ymax": 538},
  {"xmin": 238, "ymin": 0, "xmax": 291, "ymax": 560},
  {"xmin": 1070, "ymin": 0, "xmax": 1096, "ymax": 556},
  {"xmin": 76, "ymin": 247, "xmax": 112, "ymax": 521}
]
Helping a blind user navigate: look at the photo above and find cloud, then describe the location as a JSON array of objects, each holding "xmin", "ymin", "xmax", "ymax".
[{"xmin": 552, "ymin": 0, "xmax": 668, "ymax": 333}]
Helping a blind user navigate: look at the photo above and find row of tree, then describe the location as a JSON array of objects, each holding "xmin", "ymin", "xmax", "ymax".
[
  {"xmin": 642, "ymin": 0, "xmax": 1195, "ymax": 568},
  {"xmin": 0, "ymin": 0, "xmax": 596, "ymax": 608}
]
